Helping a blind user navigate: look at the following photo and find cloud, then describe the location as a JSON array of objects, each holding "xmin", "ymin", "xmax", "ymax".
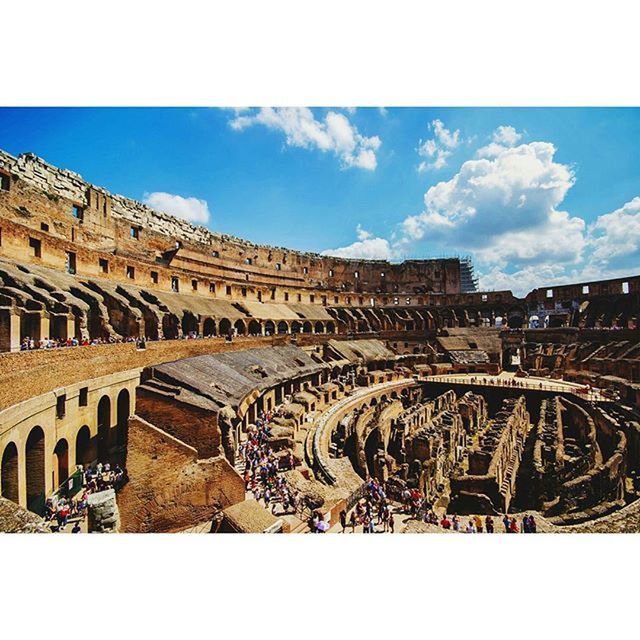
[
  {"xmin": 318, "ymin": 124, "xmax": 638, "ymax": 298},
  {"xmin": 229, "ymin": 107, "xmax": 381, "ymax": 170},
  {"xmin": 477, "ymin": 125, "xmax": 524, "ymax": 158},
  {"xmin": 399, "ymin": 141, "xmax": 580, "ymax": 266},
  {"xmin": 321, "ymin": 225, "xmax": 393, "ymax": 260},
  {"xmin": 417, "ymin": 119, "xmax": 461, "ymax": 171},
  {"xmin": 143, "ymin": 192, "xmax": 210, "ymax": 224},
  {"xmin": 589, "ymin": 196, "xmax": 640, "ymax": 268}
]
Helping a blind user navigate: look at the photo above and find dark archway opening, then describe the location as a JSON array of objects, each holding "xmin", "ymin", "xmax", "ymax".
[
  {"xmin": 26, "ymin": 426, "xmax": 45, "ymax": 515},
  {"xmin": 219, "ymin": 318, "xmax": 232, "ymax": 337},
  {"xmin": 75, "ymin": 425, "xmax": 93, "ymax": 467},
  {"xmin": 248, "ymin": 320, "xmax": 261, "ymax": 335},
  {"xmin": 234, "ymin": 319, "xmax": 246, "ymax": 336},
  {"xmin": 162, "ymin": 314, "xmax": 179, "ymax": 340},
  {"xmin": 97, "ymin": 395, "xmax": 111, "ymax": 462},
  {"xmin": 203, "ymin": 318, "xmax": 216, "ymax": 337},
  {"xmin": 277, "ymin": 321, "xmax": 288, "ymax": 334},
  {"xmin": 117, "ymin": 389, "xmax": 130, "ymax": 448},
  {"xmin": 53, "ymin": 438, "xmax": 69, "ymax": 489},
  {"xmin": 1, "ymin": 442, "xmax": 19, "ymax": 503}
]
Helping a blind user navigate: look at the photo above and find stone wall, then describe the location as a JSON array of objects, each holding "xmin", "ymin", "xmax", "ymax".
[{"xmin": 117, "ymin": 416, "xmax": 244, "ymax": 532}]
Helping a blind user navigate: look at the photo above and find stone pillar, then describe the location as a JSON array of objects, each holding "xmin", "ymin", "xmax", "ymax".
[
  {"xmin": 87, "ymin": 489, "xmax": 121, "ymax": 533},
  {"xmin": 67, "ymin": 315, "xmax": 75, "ymax": 341},
  {"xmin": 18, "ymin": 443, "xmax": 27, "ymax": 508},
  {"xmin": 40, "ymin": 313, "xmax": 50, "ymax": 341},
  {"xmin": 0, "ymin": 308, "xmax": 21, "ymax": 352}
]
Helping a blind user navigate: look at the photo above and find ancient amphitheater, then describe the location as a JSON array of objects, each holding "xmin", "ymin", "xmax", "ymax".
[{"xmin": 1, "ymin": 149, "xmax": 639, "ymax": 534}]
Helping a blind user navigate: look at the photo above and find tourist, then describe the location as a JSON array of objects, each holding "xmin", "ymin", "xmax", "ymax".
[
  {"xmin": 339, "ymin": 509, "xmax": 347, "ymax": 533},
  {"xmin": 528, "ymin": 515, "xmax": 537, "ymax": 533},
  {"xmin": 522, "ymin": 515, "xmax": 530, "ymax": 533},
  {"xmin": 440, "ymin": 514, "xmax": 451, "ymax": 529},
  {"xmin": 474, "ymin": 514, "xmax": 483, "ymax": 533},
  {"xmin": 503, "ymin": 514, "xmax": 510, "ymax": 533},
  {"xmin": 72, "ymin": 521, "xmax": 82, "ymax": 533},
  {"xmin": 485, "ymin": 515, "xmax": 494, "ymax": 533},
  {"xmin": 509, "ymin": 517, "xmax": 519, "ymax": 533}
]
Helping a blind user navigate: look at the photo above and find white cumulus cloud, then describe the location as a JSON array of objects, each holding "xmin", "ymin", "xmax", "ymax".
[
  {"xmin": 143, "ymin": 192, "xmax": 211, "ymax": 224},
  {"xmin": 321, "ymin": 225, "xmax": 393, "ymax": 260},
  {"xmin": 417, "ymin": 119, "xmax": 461, "ymax": 171},
  {"xmin": 477, "ymin": 125, "xmax": 524, "ymax": 158},
  {"xmin": 229, "ymin": 107, "xmax": 381, "ymax": 171},
  {"xmin": 589, "ymin": 196, "xmax": 640, "ymax": 268},
  {"xmin": 399, "ymin": 140, "xmax": 580, "ymax": 265}
]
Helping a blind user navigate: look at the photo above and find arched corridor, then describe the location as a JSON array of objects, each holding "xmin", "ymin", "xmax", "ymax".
[
  {"xmin": 75, "ymin": 425, "xmax": 93, "ymax": 467},
  {"xmin": 203, "ymin": 317, "xmax": 216, "ymax": 336},
  {"xmin": 1, "ymin": 442, "xmax": 19, "ymax": 502},
  {"xmin": 53, "ymin": 438, "xmax": 69, "ymax": 489},
  {"xmin": 97, "ymin": 395, "xmax": 111, "ymax": 462},
  {"xmin": 25, "ymin": 426, "xmax": 45, "ymax": 515},
  {"xmin": 117, "ymin": 389, "xmax": 130, "ymax": 447}
]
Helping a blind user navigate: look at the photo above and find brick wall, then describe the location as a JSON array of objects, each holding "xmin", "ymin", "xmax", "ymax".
[{"xmin": 117, "ymin": 416, "xmax": 245, "ymax": 533}]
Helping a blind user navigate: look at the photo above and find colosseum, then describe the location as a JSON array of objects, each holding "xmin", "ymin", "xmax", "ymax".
[{"xmin": 1, "ymin": 148, "xmax": 639, "ymax": 534}]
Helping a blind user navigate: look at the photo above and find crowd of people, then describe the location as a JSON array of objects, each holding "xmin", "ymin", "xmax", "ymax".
[
  {"xmin": 44, "ymin": 461, "xmax": 127, "ymax": 533},
  {"xmin": 20, "ymin": 334, "xmax": 142, "ymax": 351},
  {"xmin": 338, "ymin": 478, "xmax": 395, "ymax": 534},
  {"xmin": 239, "ymin": 412, "xmax": 301, "ymax": 518},
  {"xmin": 333, "ymin": 478, "xmax": 539, "ymax": 534}
]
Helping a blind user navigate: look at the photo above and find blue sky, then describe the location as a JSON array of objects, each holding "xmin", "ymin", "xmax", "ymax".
[{"xmin": 1, "ymin": 107, "xmax": 639, "ymax": 294}]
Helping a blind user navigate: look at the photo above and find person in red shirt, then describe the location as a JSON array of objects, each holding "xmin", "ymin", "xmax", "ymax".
[{"xmin": 440, "ymin": 515, "xmax": 451, "ymax": 529}]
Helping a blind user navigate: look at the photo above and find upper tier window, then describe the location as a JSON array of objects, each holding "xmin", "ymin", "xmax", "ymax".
[
  {"xmin": 0, "ymin": 173, "xmax": 10, "ymax": 191},
  {"xmin": 72, "ymin": 204, "xmax": 84, "ymax": 222},
  {"xmin": 130, "ymin": 226, "xmax": 140, "ymax": 240}
]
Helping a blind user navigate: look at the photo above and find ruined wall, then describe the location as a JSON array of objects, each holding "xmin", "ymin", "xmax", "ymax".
[
  {"xmin": 135, "ymin": 390, "xmax": 221, "ymax": 459},
  {"xmin": 118, "ymin": 416, "xmax": 244, "ymax": 533}
]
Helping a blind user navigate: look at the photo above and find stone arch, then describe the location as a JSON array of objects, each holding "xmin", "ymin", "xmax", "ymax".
[
  {"xmin": 117, "ymin": 388, "xmax": 130, "ymax": 447},
  {"xmin": 218, "ymin": 318, "xmax": 232, "ymax": 336},
  {"xmin": 162, "ymin": 314, "xmax": 179, "ymax": 340},
  {"xmin": 313, "ymin": 321, "xmax": 324, "ymax": 333},
  {"xmin": 277, "ymin": 321, "xmax": 289, "ymax": 334},
  {"xmin": 181, "ymin": 312, "xmax": 198, "ymax": 336},
  {"xmin": 234, "ymin": 319, "xmax": 246, "ymax": 336},
  {"xmin": 203, "ymin": 317, "xmax": 216, "ymax": 337},
  {"xmin": 264, "ymin": 320, "xmax": 276, "ymax": 336},
  {"xmin": 25, "ymin": 425, "xmax": 45, "ymax": 514},
  {"xmin": 303, "ymin": 321, "xmax": 313, "ymax": 334},
  {"xmin": 53, "ymin": 438, "xmax": 69, "ymax": 489},
  {"xmin": 97, "ymin": 395, "xmax": 111, "ymax": 462},
  {"xmin": 75, "ymin": 425, "xmax": 93, "ymax": 467},
  {"xmin": 1, "ymin": 442, "xmax": 19, "ymax": 503},
  {"xmin": 291, "ymin": 321, "xmax": 302, "ymax": 334},
  {"xmin": 248, "ymin": 319, "xmax": 261, "ymax": 335},
  {"xmin": 326, "ymin": 321, "xmax": 336, "ymax": 334}
]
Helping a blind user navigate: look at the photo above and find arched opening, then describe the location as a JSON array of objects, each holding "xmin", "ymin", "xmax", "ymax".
[
  {"xmin": 1, "ymin": 442, "xmax": 19, "ymax": 503},
  {"xmin": 314, "ymin": 321, "xmax": 324, "ymax": 334},
  {"xmin": 181, "ymin": 312, "xmax": 198, "ymax": 337},
  {"xmin": 300, "ymin": 321, "xmax": 311, "ymax": 334},
  {"xmin": 277, "ymin": 321, "xmax": 289, "ymax": 334},
  {"xmin": 25, "ymin": 426, "xmax": 45, "ymax": 515},
  {"xmin": 75, "ymin": 425, "xmax": 93, "ymax": 467},
  {"xmin": 248, "ymin": 319, "xmax": 261, "ymax": 335},
  {"xmin": 97, "ymin": 395, "xmax": 111, "ymax": 462},
  {"xmin": 117, "ymin": 389, "xmax": 130, "ymax": 447},
  {"xmin": 162, "ymin": 314, "xmax": 179, "ymax": 340},
  {"xmin": 144, "ymin": 316, "xmax": 159, "ymax": 340},
  {"xmin": 291, "ymin": 321, "xmax": 302, "ymax": 334},
  {"xmin": 53, "ymin": 438, "xmax": 69, "ymax": 490},
  {"xmin": 326, "ymin": 321, "xmax": 336, "ymax": 334},
  {"xmin": 20, "ymin": 312, "xmax": 42, "ymax": 344},
  {"xmin": 219, "ymin": 318, "xmax": 232, "ymax": 336},
  {"xmin": 234, "ymin": 319, "xmax": 246, "ymax": 336},
  {"xmin": 365, "ymin": 427, "xmax": 381, "ymax": 479},
  {"xmin": 264, "ymin": 320, "xmax": 275, "ymax": 336},
  {"xmin": 203, "ymin": 318, "xmax": 216, "ymax": 337}
]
